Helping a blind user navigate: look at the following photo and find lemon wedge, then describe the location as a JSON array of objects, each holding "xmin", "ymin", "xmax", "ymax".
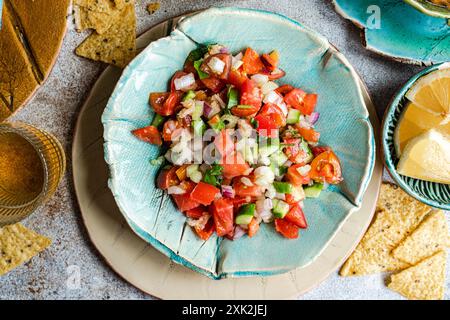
[
  {"xmin": 394, "ymin": 67, "xmax": 450, "ymax": 157},
  {"xmin": 397, "ymin": 129, "xmax": 450, "ymax": 184}
]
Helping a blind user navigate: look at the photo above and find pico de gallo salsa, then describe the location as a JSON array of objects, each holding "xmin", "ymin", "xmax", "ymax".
[{"xmin": 132, "ymin": 44, "xmax": 343, "ymax": 241}]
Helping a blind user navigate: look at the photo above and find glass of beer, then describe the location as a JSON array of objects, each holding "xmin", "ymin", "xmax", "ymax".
[{"xmin": 0, "ymin": 122, "xmax": 66, "ymax": 226}]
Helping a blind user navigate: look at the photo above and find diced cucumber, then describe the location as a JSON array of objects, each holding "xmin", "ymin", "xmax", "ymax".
[
  {"xmin": 299, "ymin": 140, "xmax": 314, "ymax": 163},
  {"xmin": 190, "ymin": 171, "xmax": 202, "ymax": 183},
  {"xmin": 235, "ymin": 203, "xmax": 255, "ymax": 225},
  {"xmin": 271, "ymin": 199, "xmax": 290, "ymax": 218},
  {"xmin": 270, "ymin": 151, "xmax": 288, "ymax": 167},
  {"xmin": 193, "ymin": 119, "xmax": 206, "ymax": 136},
  {"xmin": 289, "ymin": 184, "xmax": 305, "ymax": 202},
  {"xmin": 183, "ymin": 90, "xmax": 196, "ymax": 102},
  {"xmin": 259, "ymin": 138, "xmax": 280, "ymax": 157},
  {"xmin": 270, "ymin": 163, "xmax": 287, "ymax": 177},
  {"xmin": 227, "ymin": 87, "xmax": 239, "ymax": 109},
  {"xmin": 208, "ymin": 115, "xmax": 225, "ymax": 132},
  {"xmin": 186, "ymin": 164, "xmax": 199, "ymax": 177},
  {"xmin": 304, "ymin": 183, "xmax": 324, "ymax": 198},
  {"xmin": 192, "ymin": 102, "xmax": 203, "ymax": 120},
  {"xmin": 194, "ymin": 59, "xmax": 209, "ymax": 79},
  {"xmin": 286, "ymin": 109, "xmax": 301, "ymax": 124},
  {"xmin": 273, "ymin": 181, "xmax": 293, "ymax": 194}
]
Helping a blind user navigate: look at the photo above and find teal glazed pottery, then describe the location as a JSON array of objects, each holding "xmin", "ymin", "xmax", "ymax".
[
  {"xmin": 333, "ymin": 0, "xmax": 450, "ymax": 65},
  {"xmin": 404, "ymin": 0, "xmax": 450, "ymax": 19},
  {"xmin": 382, "ymin": 62, "xmax": 450, "ymax": 210},
  {"xmin": 102, "ymin": 7, "xmax": 375, "ymax": 279}
]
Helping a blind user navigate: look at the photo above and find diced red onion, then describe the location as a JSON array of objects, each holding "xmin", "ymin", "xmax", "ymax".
[
  {"xmin": 207, "ymin": 57, "xmax": 225, "ymax": 74},
  {"xmin": 259, "ymin": 210, "xmax": 273, "ymax": 223},
  {"xmin": 174, "ymin": 73, "xmax": 196, "ymax": 91},
  {"xmin": 233, "ymin": 226, "xmax": 246, "ymax": 240},
  {"xmin": 221, "ymin": 185, "xmax": 235, "ymax": 198},
  {"xmin": 307, "ymin": 112, "xmax": 320, "ymax": 125},
  {"xmin": 203, "ymin": 102, "xmax": 212, "ymax": 118},
  {"xmin": 168, "ymin": 186, "xmax": 186, "ymax": 195},
  {"xmin": 219, "ymin": 47, "xmax": 230, "ymax": 54},
  {"xmin": 251, "ymin": 74, "xmax": 269, "ymax": 86},
  {"xmin": 241, "ymin": 177, "xmax": 253, "ymax": 187}
]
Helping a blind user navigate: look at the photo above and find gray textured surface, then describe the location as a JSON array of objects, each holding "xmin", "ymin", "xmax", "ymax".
[{"xmin": 0, "ymin": 0, "xmax": 445, "ymax": 300}]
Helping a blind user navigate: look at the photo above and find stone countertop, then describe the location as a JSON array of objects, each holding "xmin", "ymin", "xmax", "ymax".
[{"xmin": 0, "ymin": 0, "xmax": 444, "ymax": 300}]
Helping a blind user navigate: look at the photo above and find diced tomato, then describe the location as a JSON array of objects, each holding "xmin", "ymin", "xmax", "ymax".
[
  {"xmin": 231, "ymin": 197, "xmax": 251, "ymax": 209},
  {"xmin": 274, "ymin": 219, "xmax": 299, "ymax": 239},
  {"xmin": 172, "ymin": 193, "xmax": 200, "ymax": 212},
  {"xmin": 297, "ymin": 126, "xmax": 320, "ymax": 143},
  {"xmin": 211, "ymin": 198, "xmax": 234, "ymax": 237},
  {"xmin": 150, "ymin": 91, "xmax": 182, "ymax": 116},
  {"xmin": 157, "ymin": 167, "xmax": 179, "ymax": 190},
  {"xmin": 190, "ymin": 182, "xmax": 220, "ymax": 206},
  {"xmin": 248, "ymin": 218, "xmax": 260, "ymax": 238},
  {"xmin": 172, "ymin": 181, "xmax": 200, "ymax": 212},
  {"xmin": 302, "ymin": 94, "xmax": 318, "ymax": 116},
  {"xmin": 162, "ymin": 120, "xmax": 181, "ymax": 142},
  {"xmin": 266, "ymin": 68, "xmax": 286, "ymax": 80},
  {"xmin": 312, "ymin": 146, "xmax": 331, "ymax": 157},
  {"xmin": 214, "ymin": 129, "xmax": 235, "ymax": 157},
  {"xmin": 194, "ymin": 217, "xmax": 215, "ymax": 241},
  {"xmin": 261, "ymin": 50, "xmax": 279, "ymax": 72},
  {"xmin": 242, "ymin": 48, "xmax": 265, "ymax": 75},
  {"xmin": 233, "ymin": 179, "xmax": 263, "ymax": 198},
  {"xmin": 202, "ymin": 54, "xmax": 232, "ymax": 80},
  {"xmin": 186, "ymin": 206, "xmax": 207, "ymax": 219},
  {"xmin": 231, "ymin": 105, "xmax": 260, "ymax": 117},
  {"xmin": 285, "ymin": 194, "xmax": 297, "ymax": 205},
  {"xmin": 240, "ymin": 79, "xmax": 262, "ymax": 109},
  {"xmin": 258, "ymin": 103, "xmax": 286, "ymax": 128},
  {"xmin": 285, "ymin": 204, "xmax": 307, "ymax": 229},
  {"xmin": 283, "ymin": 138, "xmax": 300, "ymax": 161},
  {"xmin": 201, "ymin": 76, "xmax": 225, "ymax": 93},
  {"xmin": 275, "ymin": 84, "xmax": 295, "ymax": 96},
  {"xmin": 254, "ymin": 115, "xmax": 278, "ymax": 138},
  {"xmin": 149, "ymin": 92, "xmax": 169, "ymax": 115},
  {"xmin": 163, "ymin": 91, "xmax": 183, "ymax": 115},
  {"xmin": 284, "ymin": 88, "xmax": 306, "ymax": 110},
  {"xmin": 221, "ymin": 152, "xmax": 250, "ymax": 180},
  {"xmin": 170, "ymin": 71, "xmax": 188, "ymax": 92},
  {"xmin": 227, "ymin": 69, "xmax": 248, "ymax": 89},
  {"xmin": 132, "ymin": 126, "xmax": 162, "ymax": 145},
  {"xmin": 309, "ymin": 150, "xmax": 343, "ymax": 184},
  {"xmin": 224, "ymin": 227, "xmax": 235, "ymax": 241},
  {"xmin": 286, "ymin": 164, "xmax": 311, "ymax": 185}
]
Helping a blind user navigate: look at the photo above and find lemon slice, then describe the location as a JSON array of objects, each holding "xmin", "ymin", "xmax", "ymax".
[
  {"xmin": 397, "ymin": 129, "xmax": 450, "ymax": 184},
  {"xmin": 394, "ymin": 67, "xmax": 450, "ymax": 157}
]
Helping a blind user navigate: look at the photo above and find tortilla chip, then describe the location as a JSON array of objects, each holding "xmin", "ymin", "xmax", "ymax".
[
  {"xmin": 392, "ymin": 210, "xmax": 449, "ymax": 265},
  {"xmin": 340, "ymin": 183, "xmax": 432, "ymax": 276},
  {"xmin": 74, "ymin": 5, "xmax": 119, "ymax": 34},
  {"xmin": 75, "ymin": 4, "xmax": 136, "ymax": 68},
  {"xmin": 113, "ymin": 0, "xmax": 131, "ymax": 9},
  {"xmin": 73, "ymin": 0, "xmax": 115, "ymax": 13},
  {"xmin": 0, "ymin": 224, "xmax": 51, "ymax": 276},
  {"xmin": 388, "ymin": 250, "xmax": 447, "ymax": 300}
]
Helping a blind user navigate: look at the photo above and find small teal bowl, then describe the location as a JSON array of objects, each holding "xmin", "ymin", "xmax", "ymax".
[
  {"xmin": 382, "ymin": 62, "xmax": 450, "ymax": 210},
  {"xmin": 102, "ymin": 7, "xmax": 375, "ymax": 279}
]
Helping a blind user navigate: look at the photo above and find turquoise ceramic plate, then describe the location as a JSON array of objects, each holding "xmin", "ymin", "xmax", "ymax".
[
  {"xmin": 102, "ymin": 7, "xmax": 375, "ymax": 279},
  {"xmin": 333, "ymin": 0, "xmax": 450, "ymax": 65},
  {"xmin": 382, "ymin": 62, "xmax": 450, "ymax": 210}
]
